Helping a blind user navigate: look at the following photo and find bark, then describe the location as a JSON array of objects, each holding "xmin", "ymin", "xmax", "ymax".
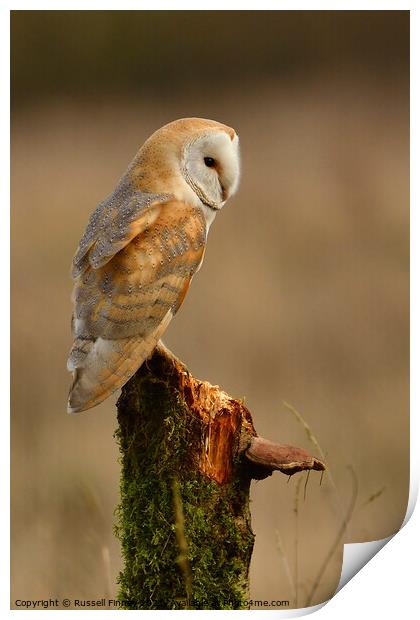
[{"xmin": 115, "ymin": 343, "xmax": 325, "ymax": 610}]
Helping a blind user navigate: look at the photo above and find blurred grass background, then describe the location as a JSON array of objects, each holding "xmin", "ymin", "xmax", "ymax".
[{"xmin": 11, "ymin": 10, "xmax": 409, "ymax": 609}]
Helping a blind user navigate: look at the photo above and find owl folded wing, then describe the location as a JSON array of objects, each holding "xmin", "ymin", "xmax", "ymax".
[
  {"xmin": 72, "ymin": 183, "xmax": 171, "ymax": 278},
  {"xmin": 67, "ymin": 198, "xmax": 207, "ymax": 412}
]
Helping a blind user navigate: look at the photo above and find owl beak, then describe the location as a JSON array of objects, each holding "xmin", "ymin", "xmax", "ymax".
[{"xmin": 220, "ymin": 181, "xmax": 228, "ymax": 202}]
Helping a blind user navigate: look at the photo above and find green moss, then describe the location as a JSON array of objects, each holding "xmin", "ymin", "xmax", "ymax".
[{"xmin": 114, "ymin": 361, "xmax": 254, "ymax": 610}]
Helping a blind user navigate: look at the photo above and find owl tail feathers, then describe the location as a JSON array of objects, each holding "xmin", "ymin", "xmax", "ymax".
[
  {"xmin": 67, "ymin": 311, "xmax": 173, "ymax": 413},
  {"xmin": 67, "ymin": 336, "xmax": 142, "ymax": 413}
]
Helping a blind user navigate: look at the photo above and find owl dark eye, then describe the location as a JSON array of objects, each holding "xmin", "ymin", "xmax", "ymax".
[{"xmin": 204, "ymin": 157, "xmax": 216, "ymax": 168}]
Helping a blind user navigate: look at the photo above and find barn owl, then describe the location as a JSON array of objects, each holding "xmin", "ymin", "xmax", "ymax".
[{"xmin": 67, "ymin": 118, "xmax": 240, "ymax": 413}]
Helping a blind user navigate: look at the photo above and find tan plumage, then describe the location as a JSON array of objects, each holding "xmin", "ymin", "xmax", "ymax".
[{"xmin": 67, "ymin": 118, "xmax": 240, "ymax": 413}]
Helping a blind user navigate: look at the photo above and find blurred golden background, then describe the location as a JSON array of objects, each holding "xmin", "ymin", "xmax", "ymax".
[{"xmin": 11, "ymin": 11, "xmax": 409, "ymax": 609}]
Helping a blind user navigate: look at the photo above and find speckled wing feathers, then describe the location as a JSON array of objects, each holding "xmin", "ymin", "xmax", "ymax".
[
  {"xmin": 72, "ymin": 200, "xmax": 206, "ymax": 340},
  {"xmin": 68, "ymin": 197, "xmax": 207, "ymax": 413},
  {"xmin": 72, "ymin": 179, "xmax": 170, "ymax": 277}
]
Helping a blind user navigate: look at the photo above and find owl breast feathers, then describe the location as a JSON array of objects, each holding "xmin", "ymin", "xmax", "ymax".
[{"xmin": 67, "ymin": 118, "xmax": 240, "ymax": 413}]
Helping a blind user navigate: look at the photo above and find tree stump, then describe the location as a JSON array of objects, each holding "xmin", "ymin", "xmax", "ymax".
[{"xmin": 115, "ymin": 343, "xmax": 324, "ymax": 610}]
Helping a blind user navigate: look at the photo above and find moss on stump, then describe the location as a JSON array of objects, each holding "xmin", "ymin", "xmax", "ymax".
[
  {"xmin": 115, "ymin": 344, "xmax": 325, "ymax": 609},
  {"xmin": 115, "ymin": 344, "xmax": 257, "ymax": 610}
]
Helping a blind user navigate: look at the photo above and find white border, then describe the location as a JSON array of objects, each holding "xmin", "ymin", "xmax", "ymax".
[
  {"xmin": 1, "ymin": 2, "xmax": 415, "ymax": 10},
  {"xmin": 4, "ymin": 3, "xmax": 416, "ymax": 618}
]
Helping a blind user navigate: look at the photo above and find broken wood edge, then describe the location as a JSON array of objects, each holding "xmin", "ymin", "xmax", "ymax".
[{"xmin": 153, "ymin": 341, "xmax": 326, "ymax": 483}]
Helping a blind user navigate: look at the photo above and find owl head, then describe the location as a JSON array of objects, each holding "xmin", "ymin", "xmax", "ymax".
[{"xmin": 132, "ymin": 118, "xmax": 240, "ymax": 212}]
